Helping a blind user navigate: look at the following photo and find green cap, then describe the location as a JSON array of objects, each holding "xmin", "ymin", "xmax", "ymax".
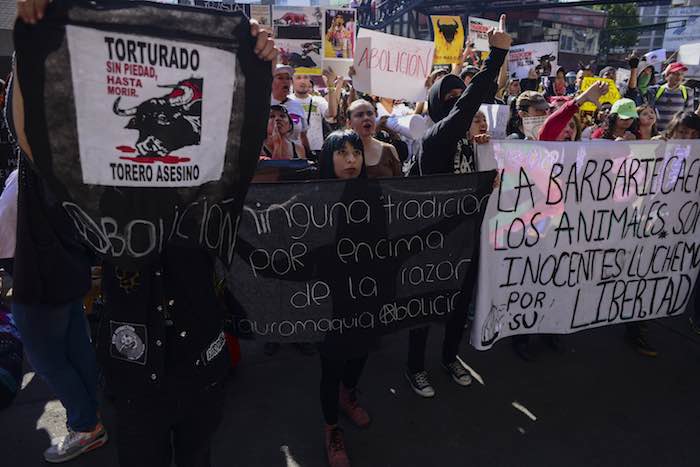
[{"xmin": 610, "ymin": 98, "xmax": 638, "ymax": 120}]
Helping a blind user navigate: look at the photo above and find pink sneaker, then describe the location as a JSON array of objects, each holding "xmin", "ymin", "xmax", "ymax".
[
  {"xmin": 325, "ymin": 425, "xmax": 351, "ymax": 467},
  {"xmin": 339, "ymin": 385, "xmax": 371, "ymax": 428}
]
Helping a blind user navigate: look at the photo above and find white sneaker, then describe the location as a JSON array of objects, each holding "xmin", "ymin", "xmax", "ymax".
[
  {"xmin": 442, "ymin": 360, "xmax": 473, "ymax": 387},
  {"xmin": 44, "ymin": 422, "xmax": 108, "ymax": 464},
  {"xmin": 405, "ymin": 370, "xmax": 436, "ymax": 398}
]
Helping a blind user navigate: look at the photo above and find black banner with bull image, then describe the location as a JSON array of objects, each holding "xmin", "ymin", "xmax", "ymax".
[
  {"xmin": 14, "ymin": 0, "xmax": 271, "ymax": 267},
  {"xmin": 228, "ymin": 172, "xmax": 495, "ymax": 342}
]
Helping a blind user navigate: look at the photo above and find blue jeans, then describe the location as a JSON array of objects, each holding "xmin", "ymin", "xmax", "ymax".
[{"xmin": 12, "ymin": 299, "xmax": 98, "ymax": 432}]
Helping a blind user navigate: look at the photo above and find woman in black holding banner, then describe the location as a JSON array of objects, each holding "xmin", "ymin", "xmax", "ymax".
[{"xmin": 316, "ymin": 130, "xmax": 375, "ymax": 467}]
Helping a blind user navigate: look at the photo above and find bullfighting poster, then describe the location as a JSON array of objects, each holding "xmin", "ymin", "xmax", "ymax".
[
  {"xmin": 67, "ymin": 25, "xmax": 236, "ymax": 187},
  {"xmin": 431, "ymin": 15, "xmax": 464, "ymax": 65},
  {"xmin": 272, "ymin": 6, "xmax": 322, "ymax": 40},
  {"xmin": 323, "ymin": 8, "xmax": 356, "ymax": 78},
  {"xmin": 273, "ymin": 6, "xmax": 323, "ymax": 75},
  {"xmin": 323, "ymin": 9, "xmax": 355, "ymax": 59},
  {"xmin": 276, "ymin": 38, "xmax": 323, "ymax": 75}
]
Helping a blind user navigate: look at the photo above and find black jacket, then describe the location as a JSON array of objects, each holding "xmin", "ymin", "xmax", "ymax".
[
  {"xmin": 412, "ymin": 47, "xmax": 508, "ymax": 176},
  {"xmin": 98, "ymin": 247, "xmax": 229, "ymax": 398}
]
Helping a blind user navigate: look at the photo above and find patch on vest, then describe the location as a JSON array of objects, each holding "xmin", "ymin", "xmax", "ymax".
[
  {"xmin": 202, "ymin": 331, "xmax": 226, "ymax": 365},
  {"xmin": 110, "ymin": 321, "xmax": 147, "ymax": 365}
]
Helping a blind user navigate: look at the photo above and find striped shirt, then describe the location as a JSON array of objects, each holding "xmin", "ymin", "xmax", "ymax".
[{"xmin": 651, "ymin": 85, "xmax": 694, "ymax": 132}]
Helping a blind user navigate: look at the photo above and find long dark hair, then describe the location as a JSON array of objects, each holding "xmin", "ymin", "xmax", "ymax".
[
  {"xmin": 602, "ymin": 113, "xmax": 637, "ymax": 140},
  {"xmin": 319, "ymin": 129, "xmax": 366, "ymax": 179},
  {"xmin": 629, "ymin": 104, "xmax": 658, "ymax": 139}
]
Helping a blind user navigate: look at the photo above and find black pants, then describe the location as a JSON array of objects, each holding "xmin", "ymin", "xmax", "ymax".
[
  {"xmin": 320, "ymin": 354, "xmax": 367, "ymax": 425},
  {"xmin": 407, "ymin": 305, "xmax": 470, "ymax": 373},
  {"xmin": 407, "ymin": 256, "xmax": 478, "ymax": 373},
  {"xmin": 114, "ymin": 381, "xmax": 226, "ymax": 467}
]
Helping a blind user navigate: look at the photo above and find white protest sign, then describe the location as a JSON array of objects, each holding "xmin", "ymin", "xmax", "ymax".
[
  {"xmin": 616, "ymin": 68, "xmax": 631, "ymax": 93},
  {"xmin": 508, "ymin": 41, "xmax": 558, "ymax": 79},
  {"xmin": 67, "ymin": 25, "xmax": 235, "ymax": 187},
  {"xmin": 522, "ymin": 115, "xmax": 547, "ymax": 140},
  {"xmin": 679, "ymin": 42, "xmax": 700, "ymax": 78},
  {"xmin": 472, "ymin": 140, "xmax": 700, "ymax": 350},
  {"xmin": 353, "ymin": 29, "xmax": 434, "ymax": 102},
  {"xmin": 468, "ymin": 17, "xmax": 499, "ymax": 52},
  {"xmin": 644, "ymin": 49, "xmax": 666, "ymax": 73},
  {"xmin": 479, "ymin": 104, "xmax": 510, "ymax": 140}
]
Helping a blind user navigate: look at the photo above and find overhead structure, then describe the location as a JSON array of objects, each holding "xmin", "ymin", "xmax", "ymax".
[{"xmin": 361, "ymin": 0, "xmax": 658, "ymax": 30}]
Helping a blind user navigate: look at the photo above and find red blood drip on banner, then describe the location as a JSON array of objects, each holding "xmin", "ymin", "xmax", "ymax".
[
  {"xmin": 119, "ymin": 155, "xmax": 191, "ymax": 164},
  {"xmin": 116, "ymin": 145, "xmax": 137, "ymax": 153}
]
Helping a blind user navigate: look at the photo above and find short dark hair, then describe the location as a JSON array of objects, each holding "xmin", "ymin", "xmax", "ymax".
[
  {"xmin": 269, "ymin": 104, "xmax": 293, "ymax": 129},
  {"xmin": 319, "ymin": 130, "xmax": 366, "ymax": 179}
]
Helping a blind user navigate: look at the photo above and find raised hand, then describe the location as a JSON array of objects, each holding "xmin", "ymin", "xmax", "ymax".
[
  {"xmin": 251, "ymin": 20, "xmax": 277, "ymax": 62},
  {"xmin": 577, "ymin": 81, "xmax": 609, "ymax": 107},
  {"xmin": 16, "ymin": 0, "xmax": 50, "ymax": 24},
  {"xmin": 487, "ymin": 14, "xmax": 512, "ymax": 50}
]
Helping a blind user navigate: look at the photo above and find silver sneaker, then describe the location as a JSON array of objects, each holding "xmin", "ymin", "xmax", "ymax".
[
  {"xmin": 405, "ymin": 370, "xmax": 436, "ymax": 398},
  {"xmin": 442, "ymin": 360, "xmax": 473, "ymax": 387},
  {"xmin": 44, "ymin": 423, "xmax": 108, "ymax": 464}
]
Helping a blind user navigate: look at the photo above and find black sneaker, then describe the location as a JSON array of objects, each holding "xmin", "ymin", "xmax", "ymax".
[
  {"xmin": 442, "ymin": 360, "xmax": 473, "ymax": 387},
  {"xmin": 404, "ymin": 370, "xmax": 435, "ymax": 398}
]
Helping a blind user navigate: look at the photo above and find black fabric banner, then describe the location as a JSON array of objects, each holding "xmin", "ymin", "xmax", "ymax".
[
  {"xmin": 229, "ymin": 171, "xmax": 496, "ymax": 342},
  {"xmin": 13, "ymin": 0, "xmax": 271, "ymax": 267}
]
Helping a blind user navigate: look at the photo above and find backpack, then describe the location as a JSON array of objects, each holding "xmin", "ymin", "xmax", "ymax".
[{"xmin": 654, "ymin": 84, "xmax": 689, "ymax": 104}]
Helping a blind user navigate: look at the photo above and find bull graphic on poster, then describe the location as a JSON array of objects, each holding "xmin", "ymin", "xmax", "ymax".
[
  {"xmin": 437, "ymin": 19, "xmax": 460, "ymax": 44},
  {"xmin": 279, "ymin": 12, "xmax": 307, "ymax": 25},
  {"xmin": 280, "ymin": 42, "xmax": 321, "ymax": 69},
  {"xmin": 112, "ymin": 78, "xmax": 203, "ymax": 157}
]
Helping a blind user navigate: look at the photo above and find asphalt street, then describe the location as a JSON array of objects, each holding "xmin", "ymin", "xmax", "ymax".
[{"xmin": 1, "ymin": 315, "xmax": 699, "ymax": 467}]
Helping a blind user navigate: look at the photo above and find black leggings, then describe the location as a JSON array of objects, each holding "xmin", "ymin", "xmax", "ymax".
[{"xmin": 320, "ymin": 354, "xmax": 368, "ymax": 425}]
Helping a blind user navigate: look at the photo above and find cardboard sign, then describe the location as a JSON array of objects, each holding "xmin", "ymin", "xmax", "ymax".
[
  {"xmin": 472, "ymin": 140, "xmax": 700, "ymax": 349},
  {"xmin": 431, "ymin": 15, "xmax": 465, "ymax": 65},
  {"xmin": 353, "ymin": 29, "xmax": 434, "ymax": 101},
  {"xmin": 508, "ymin": 41, "xmax": 559, "ymax": 79},
  {"xmin": 468, "ymin": 17, "xmax": 499, "ymax": 52},
  {"xmin": 230, "ymin": 172, "xmax": 495, "ymax": 342},
  {"xmin": 579, "ymin": 77, "xmax": 620, "ymax": 112}
]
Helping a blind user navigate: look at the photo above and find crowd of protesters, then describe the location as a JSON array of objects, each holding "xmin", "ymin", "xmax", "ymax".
[{"xmin": 3, "ymin": 2, "xmax": 700, "ymax": 467}]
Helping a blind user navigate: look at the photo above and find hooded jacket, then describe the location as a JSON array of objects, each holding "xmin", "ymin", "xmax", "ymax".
[{"xmin": 412, "ymin": 47, "xmax": 508, "ymax": 176}]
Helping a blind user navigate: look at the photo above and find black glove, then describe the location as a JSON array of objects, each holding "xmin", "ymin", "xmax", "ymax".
[{"xmin": 628, "ymin": 56, "xmax": 640, "ymax": 69}]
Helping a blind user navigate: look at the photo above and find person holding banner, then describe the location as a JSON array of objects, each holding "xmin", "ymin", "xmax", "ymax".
[
  {"xmin": 11, "ymin": 2, "xmax": 281, "ymax": 462},
  {"xmin": 316, "ymin": 129, "xmax": 374, "ymax": 467},
  {"xmin": 404, "ymin": 14, "xmax": 511, "ymax": 397}
]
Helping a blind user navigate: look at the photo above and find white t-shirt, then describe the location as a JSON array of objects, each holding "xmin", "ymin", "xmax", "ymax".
[
  {"xmin": 289, "ymin": 94, "xmax": 329, "ymax": 152},
  {"xmin": 271, "ymin": 96, "xmax": 307, "ymax": 143}
]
